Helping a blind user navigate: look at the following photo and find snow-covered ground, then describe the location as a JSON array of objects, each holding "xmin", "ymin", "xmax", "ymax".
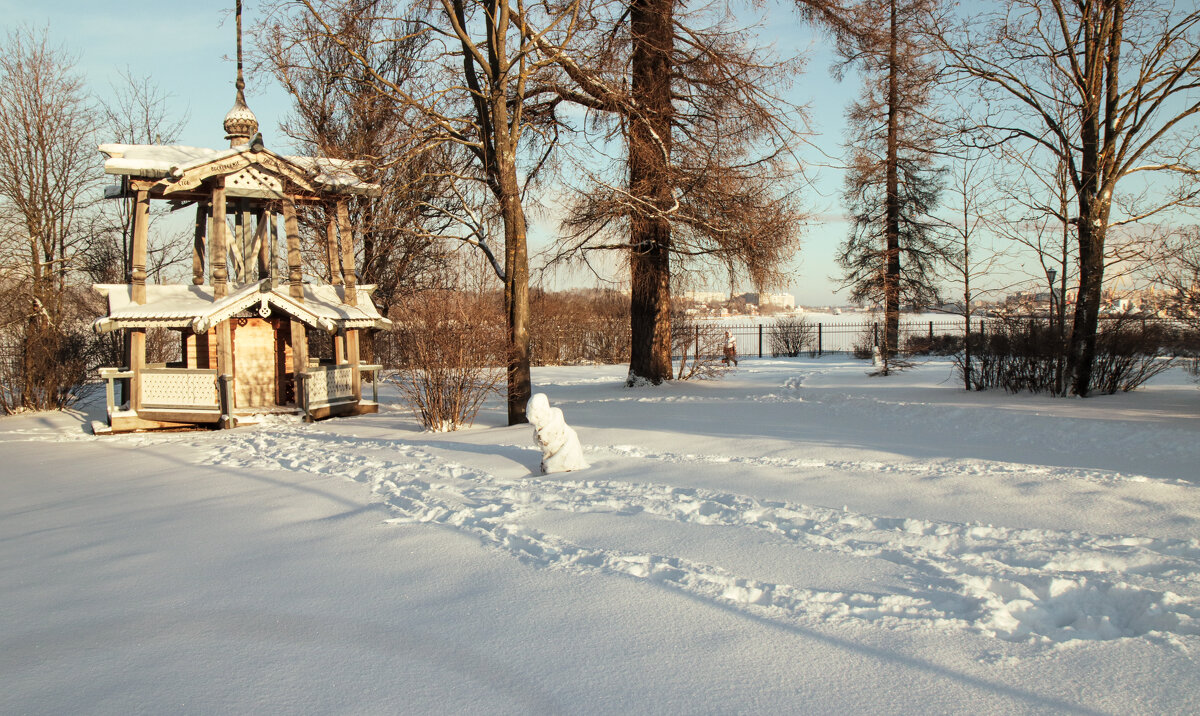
[{"xmin": 2, "ymin": 357, "xmax": 1199, "ymax": 714}]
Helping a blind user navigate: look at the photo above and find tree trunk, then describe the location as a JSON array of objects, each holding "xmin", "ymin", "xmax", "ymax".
[
  {"xmin": 492, "ymin": 95, "xmax": 532, "ymax": 424},
  {"xmin": 501, "ymin": 180, "xmax": 532, "ymax": 424},
  {"xmin": 1067, "ymin": 202, "xmax": 1108, "ymax": 396},
  {"xmin": 1066, "ymin": 2, "xmax": 1116, "ymax": 398},
  {"xmin": 883, "ymin": 0, "xmax": 901, "ymax": 357},
  {"xmin": 627, "ymin": 0, "xmax": 674, "ymax": 385}
]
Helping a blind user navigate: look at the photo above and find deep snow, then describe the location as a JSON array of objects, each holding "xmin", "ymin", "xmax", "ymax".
[{"xmin": 2, "ymin": 357, "xmax": 1198, "ymax": 714}]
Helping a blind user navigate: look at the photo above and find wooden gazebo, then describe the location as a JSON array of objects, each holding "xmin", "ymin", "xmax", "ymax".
[{"xmin": 92, "ymin": 55, "xmax": 389, "ymax": 433}]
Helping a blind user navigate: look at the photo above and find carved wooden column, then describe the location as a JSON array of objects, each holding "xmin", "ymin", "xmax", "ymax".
[
  {"xmin": 210, "ymin": 178, "xmax": 235, "ymax": 427},
  {"xmin": 256, "ymin": 209, "xmax": 272, "ymax": 281},
  {"xmin": 336, "ymin": 199, "xmax": 357, "ymax": 306},
  {"xmin": 347, "ymin": 328, "xmax": 362, "ymax": 401},
  {"xmin": 193, "ymin": 202, "xmax": 208, "ymax": 286},
  {"xmin": 325, "ymin": 204, "xmax": 342, "ymax": 285},
  {"xmin": 282, "ymin": 199, "xmax": 304, "ymax": 301},
  {"xmin": 129, "ymin": 187, "xmax": 150, "ymax": 411},
  {"xmin": 282, "ymin": 199, "xmax": 308, "ymax": 409},
  {"xmin": 131, "ymin": 188, "xmax": 149, "ymax": 305},
  {"xmin": 234, "ymin": 200, "xmax": 249, "ymax": 285},
  {"xmin": 211, "ymin": 178, "xmax": 229, "ymax": 299}
]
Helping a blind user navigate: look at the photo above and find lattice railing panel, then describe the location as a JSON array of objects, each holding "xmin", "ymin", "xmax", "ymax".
[
  {"xmin": 141, "ymin": 369, "xmax": 219, "ymax": 409},
  {"xmin": 306, "ymin": 365, "xmax": 355, "ymax": 408}
]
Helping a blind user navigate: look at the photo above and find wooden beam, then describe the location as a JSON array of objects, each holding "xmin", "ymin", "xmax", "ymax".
[
  {"xmin": 131, "ymin": 188, "xmax": 150, "ymax": 304},
  {"xmin": 336, "ymin": 199, "xmax": 357, "ymax": 306},
  {"xmin": 137, "ymin": 409, "xmax": 222, "ymax": 424},
  {"xmin": 234, "ymin": 200, "xmax": 248, "ymax": 285},
  {"xmin": 211, "ymin": 179, "xmax": 229, "ymax": 299},
  {"xmin": 108, "ymin": 414, "xmax": 208, "ymax": 433}
]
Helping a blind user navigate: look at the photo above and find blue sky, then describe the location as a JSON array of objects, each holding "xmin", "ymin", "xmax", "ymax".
[{"xmin": 2, "ymin": 0, "xmax": 858, "ymax": 305}]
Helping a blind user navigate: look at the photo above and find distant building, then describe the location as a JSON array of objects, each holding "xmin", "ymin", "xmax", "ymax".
[
  {"xmin": 737, "ymin": 292, "xmax": 796, "ymax": 310},
  {"xmin": 762, "ymin": 293, "xmax": 796, "ymax": 310},
  {"xmin": 678, "ymin": 289, "xmax": 727, "ymax": 304}
]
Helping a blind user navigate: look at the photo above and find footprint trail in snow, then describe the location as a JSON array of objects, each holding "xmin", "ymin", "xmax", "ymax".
[{"xmin": 194, "ymin": 424, "xmax": 1200, "ymax": 646}]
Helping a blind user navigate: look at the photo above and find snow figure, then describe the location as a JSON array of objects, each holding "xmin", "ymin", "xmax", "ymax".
[{"xmin": 527, "ymin": 393, "xmax": 589, "ymax": 474}]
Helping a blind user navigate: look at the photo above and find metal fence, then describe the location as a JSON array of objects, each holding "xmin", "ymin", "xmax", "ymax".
[
  {"xmin": 369, "ymin": 314, "xmax": 1195, "ymax": 369},
  {"xmin": 703, "ymin": 314, "xmax": 1193, "ymax": 359},
  {"xmin": 706, "ymin": 318, "xmax": 968, "ymax": 358}
]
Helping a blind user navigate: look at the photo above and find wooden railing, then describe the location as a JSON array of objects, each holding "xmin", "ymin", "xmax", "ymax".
[
  {"xmin": 302, "ymin": 364, "xmax": 356, "ymax": 412},
  {"xmin": 140, "ymin": 368, "xmax": 220, "ymax": 411},
  {"xmin": 299, "ymin": 363, "xmax": 383, "ymax": 419}
]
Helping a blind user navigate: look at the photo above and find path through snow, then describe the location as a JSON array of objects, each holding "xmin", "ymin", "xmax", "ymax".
[{"xmin": 180, "ymin": 421, "xmax": 1200, "ymax": 647}]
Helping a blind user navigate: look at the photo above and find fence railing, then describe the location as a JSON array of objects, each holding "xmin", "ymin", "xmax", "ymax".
[
  {"xmin": 369, "ymin": 314, "xmax": 1193, "ymax": 368},
  {"xmin": 711, "ymin": 319, "xmax": 968, "ymax": 358}
]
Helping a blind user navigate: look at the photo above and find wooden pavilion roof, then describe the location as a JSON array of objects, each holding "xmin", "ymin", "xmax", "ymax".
[{"xmin": 98, "ymin": 143, "xmax": 381, "ymax": 203}]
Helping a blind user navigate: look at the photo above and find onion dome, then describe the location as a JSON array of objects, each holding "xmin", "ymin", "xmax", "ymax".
[{"xmin": 223, "ymin": 84, "xmax": 258, "ymax": 147}]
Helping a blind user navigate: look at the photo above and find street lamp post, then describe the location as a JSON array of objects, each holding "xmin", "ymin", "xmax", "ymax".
[{"xmin": 1047, "ymin": 268, "xmax": 1057, "ymax": 321}]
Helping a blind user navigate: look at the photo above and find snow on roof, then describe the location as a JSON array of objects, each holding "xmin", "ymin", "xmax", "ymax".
[
  {"xmin": 92, "ymin": 281, "xmax": 391, "ymax": 334},
  {"xmin": 98, "ymin": 144, "xmax": 223, "ymax": 178},
  {"xmin": 97, "ymin": 143, "xmax": 380, "ymax": 195}
]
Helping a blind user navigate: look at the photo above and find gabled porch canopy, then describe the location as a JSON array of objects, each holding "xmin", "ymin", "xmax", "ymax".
[{"xmin": 92, "ymin": 280, "xmax": 392, "ymax": 335}]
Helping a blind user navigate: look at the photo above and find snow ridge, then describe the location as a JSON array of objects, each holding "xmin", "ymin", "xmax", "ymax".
[
  {"xmin": 198, "ymin": 425, "xmax": 1200, "ymax": 646},
  {"xmin": 596, "ymin": 444, "xmax": 1192, "ymax": 488}
]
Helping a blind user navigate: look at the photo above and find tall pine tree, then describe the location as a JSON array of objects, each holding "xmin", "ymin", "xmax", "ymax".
[{"xmin": 837, "ymin": 0, "xmax": 946, "ymax": 362}]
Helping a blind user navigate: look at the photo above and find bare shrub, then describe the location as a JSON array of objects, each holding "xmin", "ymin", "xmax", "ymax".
[
  {"xmin": 957, "ymin": 318, "xmax": 1063, "ymax": 393},
  {"xmin": 0, "ymin": 281, "xmax": 104, "ymax": 414},
  {"xmin": 852, "ymin": 323, "xmax": 876, "ymax": 360},
  {"xmin": 387, "ymin": 291, "xmax": 503, "ymax": 431},
  {"xmin": 1089, "ymin": 316, "xmax": 1175, "ymax": 394},
  {"xmin": 672, "ymin": 314, "xmax": 730, "ymax": 380},
  {"xmin": 530, "ymin": 290, "xmax": 629, "ymax": 365},
  {"xmin": 959, "ymin": 316, "xmax": 1174, "ymax": 395},
  {"xmin": 903, "ymin": 332, "xmax": 962, "ymax": 356},
  {"xmin": 770, "ymin": 317, "xmax": 814, "ymax": 357}
]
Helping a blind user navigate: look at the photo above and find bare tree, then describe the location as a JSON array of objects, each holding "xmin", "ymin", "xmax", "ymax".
[
  {"xmin": 836, "ymin": 0, "xmax": 948, "ymax": 369},
  {"xmin": 941, "ymin": 0, "xmax": 1200, "ymax": 395},
  {"xmin": 937, "ymin": 153, "xmax": 1010, "ymax": 389},
  {"xmin": 531, "ymin": 0, "xmax": 809, "ymax": 384},
  {"xmin": 89, "ymin": 71, "xmax": 192, "ymax": 287},
  {"xmin": 260, "ymin": 6, "xmax": 452, "ymax": 313},
  {"xmin": 272, "ymin": 0, "xmax": 580, "ymax": 424},
  {"xmin": 1150, "ymin": 225, "xmax": 1200, "ymax": 331},
  {"xmin": 0, "ymin": 27, "xmax": 99, "ymax": 411}
]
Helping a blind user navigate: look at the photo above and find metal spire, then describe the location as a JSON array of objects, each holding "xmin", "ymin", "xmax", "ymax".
[{"xmin": 223, "ymin": 0, "xmax": 259, "ymax": 147}]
